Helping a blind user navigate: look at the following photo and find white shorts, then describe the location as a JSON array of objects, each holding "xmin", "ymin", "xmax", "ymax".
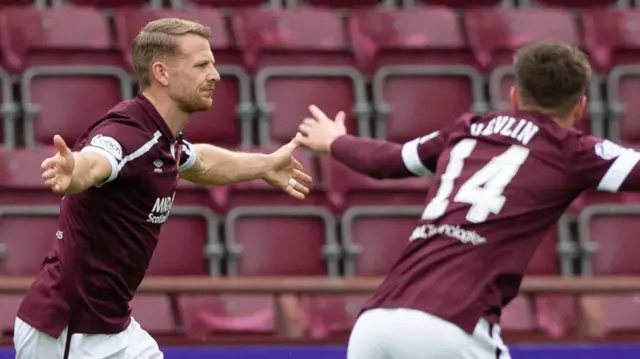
[
  {"xmin": 348, "ymin": 308, "xmax": 511, "ymax": 359},
  {"xmin": 13, "ymin": 317, "xmax": 163, "ymax": 359}
]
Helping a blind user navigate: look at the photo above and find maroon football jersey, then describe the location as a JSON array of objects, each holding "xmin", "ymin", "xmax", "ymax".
[
  {"xmin": 330, "ymin": 110, "xmax": 640, "ymax": 333},
  {"xmin": 17, "ymin": 94, "xmax": 197, "ymax": 337}
]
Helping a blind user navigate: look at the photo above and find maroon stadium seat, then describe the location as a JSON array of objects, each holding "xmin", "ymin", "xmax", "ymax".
[
  {"xmin": 179, "ymin": 294, "xmax": 277, "ymax": 337},
  {"xmin": 521, "ymin": 0, "xmax": 618, "ymax": 7},
  {"xmin": 304, "ymin": 0, "xmax": 384, "ymax": 6},
  {"xmin": 413, "ymin": 0, "xmax": 505, "ymax": 6},
  {"xmin": 178, "ymin": 0, "xmax": 271, "ymax": 6},
  {"xmin": 348, "ymin": 8, "xmax": 486, "ymax": 142},
  {"xmin": 341, "ymin": 205, "xmax": 421, "ymax": 276},
  {"xmin": 319, "ymin": 156, "xmax": 429, "ymax": 212},
  {"xmin": 211, "ymin": 147, "xmax": 324, "ymax": 211},
  {"xmin": 13, "ymin": 9, "xmax": 122, "ymax": 145},
  {"xmin": 231, "ymin": 8, "xmax": 369, "ymax": 146},
  {"xmin": 0, "ymin": 204, "xmax": 59, "ymax": 275},
  {"xmin": 0, "ymin": 148, "xmax": 62, "ymax": 205},
  {"xmin": 1, "ymin": 7, "xmax": 129, "ymax": 148},
  {"xmin": 0, "ymin": 14, "xmax": 17, "ymax": 149},
  {"xmin": 60, "ymin": 0, "xmax": 152, "ymax": 7},
  {"xmin": 463, "ymin": 8, "xmax": 602, "ymax": 135},
  {"xmin": 0, "ymin": 295, "xmax": 22, "ymax": 334},
  {"xmin": 146, "ymin": 206, "xmax": 222, "ymax": 276},
  {"xmin": 299, "ymin": 205, "xmax": 420, "ymax": 339},
  {"xmin": 582, "ymin": 10, "xmax": 640, "ymax": 146},
  {"xmin": 114, "ymin": 8, "xmax": 253, "ymax": 147},
  {"xmin": 130, "ymin": 295, "xmax": 177, "ymax": 335},
  {"xmin": 577, "ymin": 203, "xmax": 640, "ymax": 333}
]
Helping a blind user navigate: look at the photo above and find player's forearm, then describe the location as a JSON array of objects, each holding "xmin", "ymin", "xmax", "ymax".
[
  {"xmin": 182, "ymin": 144, "xmax": 273, "ymax": 185},
  {"xmin": 66, "ymin": 152, "xmax": 105, "ymax": 194},
  {"xmin": 329, "ymin": 135, "xmax": 412, "ymax": 179}
]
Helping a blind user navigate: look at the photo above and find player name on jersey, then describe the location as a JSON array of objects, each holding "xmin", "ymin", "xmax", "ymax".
[{"xmin": 470, "ymin": 116, "xmax": 540, "ymax": 146}]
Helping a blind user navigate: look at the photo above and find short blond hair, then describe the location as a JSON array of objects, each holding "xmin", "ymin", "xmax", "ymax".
[{"xmin": 132, "ymin": 18, "xmax": 211, "ymax": 89}]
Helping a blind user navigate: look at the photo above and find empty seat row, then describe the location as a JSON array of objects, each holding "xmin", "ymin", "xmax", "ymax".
[
  {"xmin": 0, "ymin": 198, "xmax": 638, "ymax": 338},
  {"xmin": 4, "ymin": 7, "xmax": 640, "ymax": 149}
]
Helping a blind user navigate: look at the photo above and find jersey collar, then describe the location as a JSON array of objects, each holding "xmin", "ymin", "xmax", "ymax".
[{"xmin": 134, "ymin": 93, "xmax": 176, "ymax": 143}]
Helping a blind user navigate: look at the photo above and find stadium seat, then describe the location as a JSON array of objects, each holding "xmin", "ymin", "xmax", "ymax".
[
  {"xmin": 0, "ymin": 295, "xmax": 22, "ymax": 335},
  {"xmin": 298, "ymin": 205, "xmax": 420, "ymax": 339},
  {"xmin": 58, "ymin": 0, "xmax": 155, "ymax": 7},
  {"xmin": 319, "ymin": 156, "xmax": 429, "ymax": 212},
  {"xmin": 577, "ymin": 204, "xmax": 640, "ymax": 333},
  {"xmin": 0, "ymin": 148, "xmax": 62, "ymax": 205},
  {"xmin": 0, "ymin": 67, "xmax": 16, "ymax": 149},
  {"xmin": 341, "ymin": 205, "xmax": 420, "ymax": 276},
  {"xmin": 210, "ymin": 147, "xmax": 324, "ymax": 211},
  {"xmin": 130, "ymin": 295, "xmax": 177, "ymax": 335},
  {"xmin": 146, "ymin": 206, "xmax": 222, "ymax": 276},
  {"xmin": 463, "ymin": 8, "xmax": 603, "ymax": 135},
  {"xmin": 409, "ymin": 0, "xmax": 507, "ymax": 6},
  {"xmin": 348, "ymin": 8, "xmax": 486, "ymax": 142},
  {"xmin": 231, "ymin": 8, "xmax": 370, "ymax": 146},
  {"xmin": 520, "ymin": 0, "xmax": 620, "ymax": 7},
  {"xmin": 0, "ymin": 204, "xmax": 59, "ymax": 275},
  {"xmin": 114, "ymin": 8, "xmax": 254, "ymax": 147},
  {"xmin": 0, "ymin": 7, "xmax": 130, "ymax": 148},
  {"xmin": 300, "ymin": 0, "xmax": 387, "ymax": 6},
  {"xmin": 224, "ymin": 206, "xmax": 340, "ymax": 276},
  {"xmin": 175, "ymin": 0, "xmax": 273, "ymax": 6},
  {"xmin": 582, "ymin": 10, "xmax": 640, "ymax": 145}
]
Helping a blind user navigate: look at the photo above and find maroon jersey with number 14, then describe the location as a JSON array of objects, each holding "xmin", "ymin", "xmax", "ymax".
[{"xmin": 330, "ymin": 110, "xmax": 640, "ymax": 333}]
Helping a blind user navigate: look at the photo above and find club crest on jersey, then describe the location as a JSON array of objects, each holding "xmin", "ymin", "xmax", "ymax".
[
  {"xmin": 595, "ymin": 140, "xmax": 626, "ymax": 160},
  {"xmin": 90, "ymin": 135, "xmax": 123, "ymax": 160}
]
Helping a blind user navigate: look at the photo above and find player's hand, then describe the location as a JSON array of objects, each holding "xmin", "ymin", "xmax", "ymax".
[
  {"xmin": 263, "ymin": 133, "xmax": 313, "ymax": 200},
  {"xmin": 296, "ymin": 104, "xmax": 347, "ymax": 154},
  {"xmin": 41, "ymin": 135, "xmax": 75, "ymax": 194}
]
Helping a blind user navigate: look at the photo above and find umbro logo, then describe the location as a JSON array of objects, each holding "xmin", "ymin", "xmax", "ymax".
[{"xmin": 153, "ymin": 159, "xmax": 163, "ymax": 173}]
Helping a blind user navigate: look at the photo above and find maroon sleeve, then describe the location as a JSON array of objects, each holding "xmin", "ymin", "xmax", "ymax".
[
  {"xmin": 78, "ymin": 118, "xmax": 159, "ymax": 185},
  {"xmin": 329, "ymin": 129, "xmax": 446, "ymax": 179},
  {"xmin": 568, "ymin": 133, "xmax": 640, "ymax": 192}
]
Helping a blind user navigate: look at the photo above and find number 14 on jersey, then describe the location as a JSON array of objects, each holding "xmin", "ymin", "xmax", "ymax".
[{"xmin": 422, "ymin": 138, "xmax": 530, "ymax": 223}]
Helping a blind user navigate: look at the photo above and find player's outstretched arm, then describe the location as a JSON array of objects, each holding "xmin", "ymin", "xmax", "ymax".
[
  {"xmin": 179, "ymin": 138, "xmax": 312, "ymax": 200},
  {"xmin": 41, "ymin": 135, "xmax": 112, "ymax": 194},
  {"xmin": 296, "ymin": 105, "xmax": 436, "ymax": 179}
]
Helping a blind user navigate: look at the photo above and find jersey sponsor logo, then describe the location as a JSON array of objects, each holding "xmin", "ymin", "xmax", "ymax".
[
  {"xmin": 409, "ymin": 224, "xmax": 486, "ymax": 245},
  {"xmin": 90, "ymin": 135, "xmax": 123, "ymax": 160},
  {"xmin": 595, "ymin": 140, "xmax": 626, "ymax": 160},
  {"xmin": 147, "ymin": 193, "xmax": 175, "ymax": 224}
]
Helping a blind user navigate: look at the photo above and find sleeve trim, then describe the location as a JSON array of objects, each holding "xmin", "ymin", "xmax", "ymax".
[
  {"xmin": 81, "ymin": 146, "xmax": 120, "ymax": 185},
  {"xmin": 401, "ymin": 138, "xmax": 433, "ymax": 177},
  {"xmin": 597, "ymin": 149, "xmax": 640, "ymax": 192},
  {"xmin": 178, "ymin": 141, "xmax": 197, "ymax": 172}
]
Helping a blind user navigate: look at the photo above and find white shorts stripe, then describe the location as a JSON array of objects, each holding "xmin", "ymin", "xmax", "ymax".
[
  {"xmin": 401, "ymin": 138, "xmax": 432, "ymax": 177},
  {"xmin": 597, "ymin": 149, "xmax": 640, "ymax": 192}
]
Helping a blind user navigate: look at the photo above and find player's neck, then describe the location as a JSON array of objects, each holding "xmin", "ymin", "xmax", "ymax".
[
  {"xmin": 518, "ymin": 106, "xmax": 574, "ymax": 128},
  {"xmin": 141, "ymin": 90, "xmax": 189, "ymax": 138}
]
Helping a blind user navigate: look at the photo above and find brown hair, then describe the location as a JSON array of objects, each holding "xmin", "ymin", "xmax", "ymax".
[
  {"xmin": 132, "ymin": 18, "xmax": 210, "ymax": 89},
  {"xmin": 514, "ymin": 42, "xmax": 592, "ymax": 117}
]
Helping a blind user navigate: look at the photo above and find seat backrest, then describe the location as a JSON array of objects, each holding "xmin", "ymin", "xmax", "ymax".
[
  {"xmin": 319, "ymin": 156, "xmax": 429, "ymax": 212},
  {"xmin": 0, "ymin": 148, "xmax": 63, "ymax": 204},
  {"xmin": 64, "ymin": 0, "xmax": 150, "ymax": 6},
  {"xmin": 232, "ymin": 8, "xmax": 350, "ymax": 70},
  {"xmin": 348, "ymin": 7, "xmax": 471, "ymax": 73},
  {"xmin": 581, "ymin": 9, "xmax": 640, "ymax": 72},
  {"xmin": 224, "ymin": 206, "xmax": 340, "ymax": 276},
  {"xmin": 465, "ymin": 8, "xmax": 579, "ymax": 71},
  {"xmin": 578, "ymin": 205, "xmax": 640, "ymax": 275},
  {"xmin": 3, "ymin": 7, "xmax": 114, "ymax": 69}
]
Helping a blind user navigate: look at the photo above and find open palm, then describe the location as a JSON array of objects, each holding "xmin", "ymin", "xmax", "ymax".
[
  {"xmin": 41, "ymin": 135, "xmax": 75, "ymax": 194},
  {"xmin": 264, "ymin": 134, "xmax": 312, "ymax": 200}
]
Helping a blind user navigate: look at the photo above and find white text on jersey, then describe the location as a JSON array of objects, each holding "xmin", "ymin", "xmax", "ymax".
[
  {"xmin": 470, "ymin": 116, "xmax": 540, "ymax": 146},
  {"xmin": 409, "ymin": 224, "xmax": 486, "ymax": 245},
  {"xmin": 147, "ymin": 193, "xmax": 175, "ymax": 224}
]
